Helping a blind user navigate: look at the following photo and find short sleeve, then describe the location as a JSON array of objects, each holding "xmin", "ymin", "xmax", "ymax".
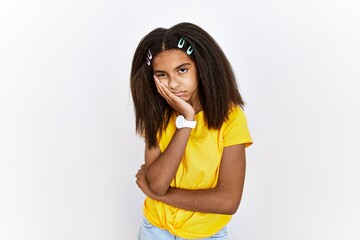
[{"xmin": 222, "ymin": 106, "xmax": 253, "ymax": 147}]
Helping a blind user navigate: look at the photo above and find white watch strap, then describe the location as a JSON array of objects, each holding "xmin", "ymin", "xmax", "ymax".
[{"xmin": 184, "ymin": 119, "xmax": 197, "ymax": 128}]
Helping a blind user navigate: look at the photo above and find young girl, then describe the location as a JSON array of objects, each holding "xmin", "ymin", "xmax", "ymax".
[{"xmin": 131, "ymin": 22, "xmax": 253, "ymax": 239}]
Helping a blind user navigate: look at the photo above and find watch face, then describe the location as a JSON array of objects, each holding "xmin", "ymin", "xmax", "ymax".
[
  {"xmin": 175, "ymin": 115, "xmax": 196, "ymax": 129},
  {"xmin": 176, "ymin": 115, "xmax": 184, "ymax": 128}
]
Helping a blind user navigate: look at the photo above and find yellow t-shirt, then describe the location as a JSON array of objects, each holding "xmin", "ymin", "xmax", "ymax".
[{"xmin": 143, "ymin": 106, "xmax": 253, "ymax": 238}]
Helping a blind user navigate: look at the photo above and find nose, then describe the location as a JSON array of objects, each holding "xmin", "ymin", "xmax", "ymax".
[{"xmin": 168, "ymin": 75, "xmax": 180, "ymax": 90}]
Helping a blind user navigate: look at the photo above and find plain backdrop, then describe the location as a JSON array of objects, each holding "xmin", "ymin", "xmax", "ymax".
[{"xmin": 1, "ymin": 0, "xmax": 359, "ymax": 239}]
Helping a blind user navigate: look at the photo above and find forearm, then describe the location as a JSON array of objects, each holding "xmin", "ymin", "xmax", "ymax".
[
  {"xmin": 155, "ymin": 186, "xmax": 243, "ymax": 215},
  {"xmin": 146, "ymin": 128, "xmax": 191, "ymax": 195}
]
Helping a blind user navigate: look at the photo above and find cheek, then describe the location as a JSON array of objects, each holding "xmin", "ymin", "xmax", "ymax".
[{"xmin": 188, "ymin": 76, "xmax": 199, "ymax": 89}]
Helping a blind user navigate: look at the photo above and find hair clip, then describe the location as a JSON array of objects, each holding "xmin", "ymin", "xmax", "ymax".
[
  {"xmin": 146, "ymin": 49, "xmax": 152, "ymax": 66},
  {"xmin": 177, "ymin": 37, "xmax": 185, "ymax": 48},
  {"xmin": 186, "ymin": 45, "xmax": 193, "ymax": 55},
  {"xmin": 147, "ymin": 49, "xmax": 152, "ymax": 60}
]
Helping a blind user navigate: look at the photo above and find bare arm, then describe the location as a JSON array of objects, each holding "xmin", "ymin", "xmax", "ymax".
[
  {"xmin": 144, "ymin": 76, "xmax": 195, "ymax": 196},
  {"xmin": 137, "ymin": 144, "xmax": 247, "ymax": 215},
  {"xmin": 144, "ymin": 128, "xmax": 191, "ymax": 195}
]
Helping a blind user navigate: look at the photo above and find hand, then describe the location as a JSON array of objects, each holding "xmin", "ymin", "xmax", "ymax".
[
  {"xmin": 135, "ymin": 164, "xmax": 157, "ymax": 199},
  {"xmin": 154, "ymin": 75, "xmax": 195, "ymax": 120}
]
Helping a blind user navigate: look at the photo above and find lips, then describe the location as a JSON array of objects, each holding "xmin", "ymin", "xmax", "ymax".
[{"xmin": 172, "ymin": 91, "xmax": 186, "ymax": 97}]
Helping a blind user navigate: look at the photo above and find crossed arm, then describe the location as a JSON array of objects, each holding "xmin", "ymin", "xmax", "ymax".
[{"xmin": 135, "ymin": 137, "xmax": 247, "ymax": 215}]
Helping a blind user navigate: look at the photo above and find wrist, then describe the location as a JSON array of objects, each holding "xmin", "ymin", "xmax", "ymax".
[
  {"xmin": 184, "ymin": 115, "xmax": 195, "ymax": 121},
  {"xmin": 182, "ymin": 111, "xmax": 195, "ymax": 120},
  {"xmin": 175, "ymin": 115, "xmax": 197, "ymax": 129}
]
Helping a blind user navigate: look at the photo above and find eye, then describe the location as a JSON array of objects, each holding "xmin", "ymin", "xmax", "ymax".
[
  {"xmin": 179, "ymin": 68, "xmax": 188, "ymax": 73},
  {"xmin": 155, "ymin": 73, "xmax": 167, "ymax": 78}
]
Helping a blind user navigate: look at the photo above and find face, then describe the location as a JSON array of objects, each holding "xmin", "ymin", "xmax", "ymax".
[{"xmin": 152, "ymin": 49, "xmax": 200, "ymax": 108}]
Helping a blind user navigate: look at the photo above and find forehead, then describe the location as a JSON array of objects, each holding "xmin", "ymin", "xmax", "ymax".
[{"xmin": 153, "ymin": 49, "xmax": 195, "ymax": 69}]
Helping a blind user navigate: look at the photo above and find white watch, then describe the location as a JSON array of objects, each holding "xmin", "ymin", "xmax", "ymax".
[{"xmin": 175, "ymin": 115, "xmax": 197, "ymax": 129}]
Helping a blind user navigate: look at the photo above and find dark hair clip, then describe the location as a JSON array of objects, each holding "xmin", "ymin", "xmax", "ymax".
[{"xmin": 146, "ymin": 49, "xmax": 152, "ymax": 66}]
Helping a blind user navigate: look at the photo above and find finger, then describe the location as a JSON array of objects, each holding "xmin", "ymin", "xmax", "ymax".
[
  {"xmin": 153, "ymin": 76, "xmax": 163, "ymax": 94},
  {"xmin": 158, "ymin": 82, "xmax": 171, "ymax": 101},
  {"xmin": 157, "ymin": 82, "xmax": 176, "ymax": 101},
  {"xmin": 153, "ymin": 76, "xmax": 168, "ymax": 99},
  {"xmin": 136, "ymin": 168, "xmax": 145, "ymax": 175},
  {"xmin": 153, "ymin": 75, "xmax": 176, "ymax": 102},
  {"xmin": 153, "ymin": 75, "xmax": 160, "ymax": 84}
]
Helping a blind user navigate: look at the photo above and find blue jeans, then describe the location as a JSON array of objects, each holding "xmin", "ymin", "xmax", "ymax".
[{"xmin": 137, "ymin": 217, "xmax": 228, "ymax": 240}]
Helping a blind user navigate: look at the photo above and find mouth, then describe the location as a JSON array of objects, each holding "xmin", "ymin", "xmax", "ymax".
[{"xmin": 172, "ymin": 91, "xmax": 186, "ymax": 97}]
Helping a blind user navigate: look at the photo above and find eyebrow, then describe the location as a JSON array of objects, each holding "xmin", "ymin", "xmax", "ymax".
[{"xmin": 153, "ymin": 63, "xmax": 191, "ymax": 73}]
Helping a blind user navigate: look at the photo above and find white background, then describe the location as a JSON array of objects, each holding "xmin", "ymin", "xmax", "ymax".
[{"xmin": 1, "ymin": 0, "xmax": 359, "ymax": 239}]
